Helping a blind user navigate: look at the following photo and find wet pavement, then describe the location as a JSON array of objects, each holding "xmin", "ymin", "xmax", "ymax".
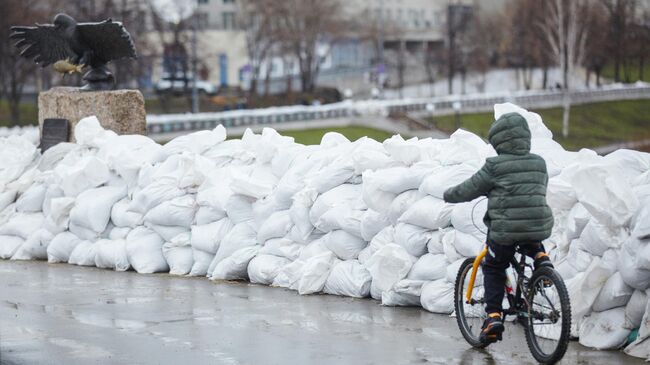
[{"xmin": 0, "ymin": 260, "xmax": 641, "ymax": 365}]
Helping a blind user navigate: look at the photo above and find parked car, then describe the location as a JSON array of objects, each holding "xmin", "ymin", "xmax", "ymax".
[{"xmin": 155, "ymin": 73, "xmax": 218, "ymax": 96}]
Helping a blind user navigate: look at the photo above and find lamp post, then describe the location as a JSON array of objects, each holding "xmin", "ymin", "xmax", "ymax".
[{"xmin": 452, "ymin": 101, "xmax": 462, "ymax": 130}]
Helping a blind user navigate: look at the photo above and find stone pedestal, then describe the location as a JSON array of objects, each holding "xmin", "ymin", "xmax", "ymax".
[{"xmin": 38, "ymin": 87, "xmax": 146, "ymax": 142}]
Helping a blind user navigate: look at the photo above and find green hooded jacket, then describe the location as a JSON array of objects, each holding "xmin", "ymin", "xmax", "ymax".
[{"xmin": 443, "ymin": 112, "xmax": 554, "ymax": 246}]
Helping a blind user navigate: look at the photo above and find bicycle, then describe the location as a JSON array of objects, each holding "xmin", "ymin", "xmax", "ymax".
[{"xmin": 454, "ymin": 244, "xmax": 571, "ymax": 364}]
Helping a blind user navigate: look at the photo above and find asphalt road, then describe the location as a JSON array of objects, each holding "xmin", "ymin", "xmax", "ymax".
[{"xmin": 0, "ymin": 260, "xmax": 642, "ymax": 365}]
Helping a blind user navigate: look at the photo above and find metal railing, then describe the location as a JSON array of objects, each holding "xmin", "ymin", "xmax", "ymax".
[{"xmin": 146, "ymin": 83, "xmax": 650, "ymax": 135}]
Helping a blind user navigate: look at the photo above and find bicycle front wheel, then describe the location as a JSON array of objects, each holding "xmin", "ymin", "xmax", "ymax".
[
  {"xmin": 454, "ymin": 257, "xmax": 487, "ymax": 348},
  {"xmin": 524, "ymin": 267, "xmax": 571, "ymax": 364}
]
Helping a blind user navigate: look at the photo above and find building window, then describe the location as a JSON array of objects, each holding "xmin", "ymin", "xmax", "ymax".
[{"xmin": 222, "ymin": 12, "xmax": 235, "ymax": 29}]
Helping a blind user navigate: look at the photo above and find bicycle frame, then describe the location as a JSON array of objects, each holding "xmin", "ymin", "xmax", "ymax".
[{"xmin": 465, "ymin": 245, "xmax": 531, "ymax": 319}]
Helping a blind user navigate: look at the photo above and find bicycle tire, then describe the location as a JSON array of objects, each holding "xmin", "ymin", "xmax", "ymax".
[
  {"xmin": 524, "ymin": 267, "xmax": 571, "ymax": 364},
  {"xmin": 454, "ymin": 257, "xmax": 487, "ymax": 348}
]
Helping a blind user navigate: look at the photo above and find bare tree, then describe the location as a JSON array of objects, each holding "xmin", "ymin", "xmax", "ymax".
[
  {"xmin": 445, "ymin": 3, "xmax": 473, "ymax": 95},
  {"xmin": 584, "ymin": 2, "xmax": 610, "ymax": 87},
  {"xmin": 600, "ymin": 0, "xmax": 637, "ymax": 82},
  {"xmin": 272, "ymin": 0, "xmax": 349, "ymax": 93},
  {"xmin": 539, "ymin": 0, "xmax": 589, "ymax": 138},
  {"xmin": 239, "ymin": 0, "xmax": 277, "ymax": 98}
]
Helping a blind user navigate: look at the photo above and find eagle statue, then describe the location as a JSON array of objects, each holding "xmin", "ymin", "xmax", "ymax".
[{"xmin": 10, "ymin": 13, "xmax": 137, "ymax": 91}]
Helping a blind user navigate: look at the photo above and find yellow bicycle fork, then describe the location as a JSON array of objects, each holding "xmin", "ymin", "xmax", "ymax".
[{"xmin": 465, "ymin": 246, "xmax": 488, "ymax": 303}]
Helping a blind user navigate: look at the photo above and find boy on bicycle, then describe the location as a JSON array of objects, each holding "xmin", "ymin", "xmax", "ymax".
[{"xmin": 443, "ymin": 112, "xmax": 554, "ymax": 345}]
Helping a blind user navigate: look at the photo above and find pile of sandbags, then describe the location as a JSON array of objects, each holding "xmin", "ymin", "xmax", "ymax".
[{"xmin": 1, "ymin": 104, "xmax": 650, "ymax": 359}]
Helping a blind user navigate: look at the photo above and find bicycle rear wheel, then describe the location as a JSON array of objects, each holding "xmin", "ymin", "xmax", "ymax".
[
  {"xmin": 454, "ymin": 257, "xmax": 487, "ymax": 348},
  {"xmin": 524, "ymin": 267, "xmax": 571, "ymax": 364}
]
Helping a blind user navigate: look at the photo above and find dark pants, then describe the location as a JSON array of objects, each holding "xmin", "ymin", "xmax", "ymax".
[{"xmin": 483, "ymin": 238, "xmax": 545, "ymax": 314}]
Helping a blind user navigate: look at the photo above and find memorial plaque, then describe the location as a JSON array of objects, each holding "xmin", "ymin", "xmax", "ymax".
[{"xmin": 40, "ymin": 118, "xmax": 69, "ymax": 152}]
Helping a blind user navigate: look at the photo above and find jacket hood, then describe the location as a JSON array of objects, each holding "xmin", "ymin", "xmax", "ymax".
[{"xmin": 488, "ymin": 112, "xmax": 531, "ymax": 155}]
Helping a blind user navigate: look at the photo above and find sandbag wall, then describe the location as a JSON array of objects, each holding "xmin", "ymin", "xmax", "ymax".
[{"xmin": 0, "ymin": 102, "xmax": 649, "ymax": 358}]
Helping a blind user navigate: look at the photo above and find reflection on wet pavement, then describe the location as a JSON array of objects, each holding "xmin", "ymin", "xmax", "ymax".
[{"xmin": 0, "ymin": 260, "xmax": 642, "ymax": 365}]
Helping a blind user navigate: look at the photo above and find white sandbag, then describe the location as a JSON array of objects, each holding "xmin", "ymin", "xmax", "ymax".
[
  {"xmin": 565, "ymin": 203, "xmax": 591, "ymax": 241},
  {"xmin": 210, "ymin": 222, "xmax": 257, "ymax": 268},
  {"xmin": 592, "ymin": 272, "xmax": 634, "ymax": 312},
  {"xmin": 323, "ymin": 260, "xmax": 371, "ymax": 298},
  {"xmin": 0, "ymin": 135, "xmax": 37, "ymax": 188},
  {"xmin": 68, "ymin": 241, "xmax": 97, "ymax": 266},
  {"xmin": 427, "ymin": 230, "xmax": 445, "ymax": 254},
  {"xmin": 74, "ymin": 116, "xmax": 116, "ymax": 148},
  {"xmin": 289, "ymin": 188, "xmax": 317, "ymax": 241},
  {"xmin": 565, "ymin": 241, "xmax": 594, "ymax": 273},
  {"xmin": 420, "ymin": 279, "xmax": 455, "ymax": 314},
  {"xmin": 190, "ymin": 218, "xmax": 233, "ymax": 254},
  {"xmin": 94, "ymin": 239, "xmax": 130, "ymax": 271},
  {"xmin": 625, "ymin": 290, "xmax": 648, "ymax": 330},
  {"xmin": 382, "ymin": 134, "xmax": 421, "ymax": 165},
  {"xmin": 161, "ymin": 125, "xmax": 226, "ymax": 156},
  {"xmin": 603, "ymin": 149, "xmax": 650, "ymax": 183},
  {"xmin": 408, "ymin": 254, "xmax": 448, "ymax": 281},
  {"xmin": 247, "ymin": 254, "xmax": 291, "ymax": 285},
  {"xmin": 360, "ymin": 209, "xmax": 391, "ymax": 241},
  {"xmin": 322, "ymin": 230, "xmax": 367, "ymax": 260},
  {"xmin": 314, "ymin": 205, "xmax": 364, "ymax": 237},
  {"xmin": 162, "ymin": 232, "xmax": 194, "ymax": 275},
  {"xmin": 251, "ymin": 195, "xmax": 283, "ymax": 228},
  {"xmin": 224, "ymin": 194, "xmax": 255, "ymax": 224},
  {"xmin": 144, "ymin": 195, "xmax": 196, "ymax": 228},
  {"xmin": 70, "ymin": 186, "xmax": 126, "ymax": 233},
  {"xmin": 189, "ymin": 249, "xmax": 214, "ymax": 277},
  {"xmin": 0, "ymin": 212, "xmax": 44, "ymax": 239},
  {"xmin": 15, "ymin": 183, "xmax": 46, "ymax": 212},
  {"xmin": 579, "ymin": 220, "xmax": 627, "ymax": 257},
  {"xmin": 446, "ymin": 259, "xmax": 466, "ymax": 283},
  {"xmin": 109, "ymin": 227, "xmax": 131, "ymax": 240},
  {"xmin": 546, "ymin": 177, "xmax": 577, "ymax": 211},
  {"xmin": 624, "ymin": 337, "xmax": 650, "ymax": 360},
  {"xmin": 454, "ymin": 230, "xmax": 484, "ymax": 257},
  {"xmin": 382, "ymin": 279, "xmax": 426, "ymax": 307},
  {"xmin": 569, "ymin": 251, "xmax": 618, "ymax": 325},
  {"xmin": 398, "ymin": 196, "xmax": 453, "ymax": 230},
  {"xmin": 387, "ymin": 190, "xmax": 424, "ymax": 224},
  {"xmin": 0, "ymin": 190, "xmax": 17, "ymax": 213},
  {"xmin": 47, "ymin": 232, "xmax": 83, "ymax": 263},
  {"xmin": 211, "ymin": 246, "xmax": 260, "ymax": 280},
  {"xmin": 419, "ymin": 164, "xmax": 478, "ymax": 199},
  {"xmin": 42, "ymin": 185, "xmax": 63, "ymax": 217},
  {"xmin": 305, "ymin": 160, "xmax": 355, "ymax": 194},
  {"xmin": 0, "ymin": 235, "xmax": 24, "ymax": 259},
  {"xmin": 69, "ymin": 221, "xmax": 100, "ymax": 241},
  {"xmin": 257, "ymin": 210, "xmax": 293, "ymax": 243},
  {"xmin": 298, "ymin": 251, "xmax": 338, "ymax": 295},
  {"xmin": 49, "ymin": 197, "xmax": 75, "ymax": 229},
  {"xmin": 362, "ymin": 170, "xmax": 398, "ymax": 212},
  {"xmin": 393, "ymin": 223, "xmax": 432, "ymax": 257},
  {"xmin": 579, "ymin": 307, "xmax": 630, "ymax": 350},
  {"xmin": 571, "ymin": 164, "xmax": 639, "ymax": 227},
  {"xmin": 371, "ymin": 164, "xmax": 433, "ymax": 194},
  {"xmin": 195, "ymin": 205, "xmax": 227, "ymax": 225},
  {"xmin": 259, "ymin": 238, "xmax": 303, "ymax": 261},
  {"xmin": 125, "ymin": 227, "xmax": 169, "ymax": 274},
  {"xmin": 128, "ymin": 181, "xmax": 184, "ymax": 214},
  {"xmin": 309, "ymin": 183, "xmax": 365, "ymax": 225},
  {"xmin": 111, "ymin": 198, "xmax": 143, "ymax": 228},
  {"xmin": 57, "ymin": 156, "xmax": 110, "ymax": 197},
  {"xmin": 633, "ymin": 203, "xmax": 650, "ymax": 240},
  {"xmin": 145, "ymin": 223, "xmax": 188, "ymax": 242},
  {"xmin": 358, "ymin": 226, "xmax": 395, "ymax": 264},
  {"xmin": 230, "ymin": 166, "xmax": 278, "ymax": 199},
  {"xmin": 450, "ymin": 198, "xmax": 488, "ymax": 240},
  {"xmin": 364, "ymin": 243, "xmax": 417, "ymax": 300},
  {"xmin": 619, "ymin": 238, "xmax": 650, "ymax": 290}
]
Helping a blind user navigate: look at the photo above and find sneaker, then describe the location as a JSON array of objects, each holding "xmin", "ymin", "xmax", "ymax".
[
  {"xmin": 479, "ymin": 313, "xmax": 504, "ymax": 345},
  {"xmin": 534, "ymin": 253, "xmax": 554, "ymax": 271}
]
